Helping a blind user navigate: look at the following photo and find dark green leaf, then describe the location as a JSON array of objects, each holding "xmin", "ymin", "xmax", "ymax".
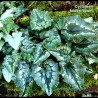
[
  {"xmin": 2, "ymin": 17, "xmax": 14, "ymax": 34},
  {"xmin": 75, "ymin": 41, "xmax": 98, "ymax": 55},
  {"xmin": 22, "ymin": 81, "xmax": 34, "ymax": 97},
  {"xmin": 34, "ymin": 51, "xmax": 50, "ymax": 64},
  {"xmin": 61, "ymin": 30, "xmax": 95, "ymax": 43},
  {"xmin": 30, "ymin": 9, "xmax": 53, "ymax": 30},
  {"xmin": 14, "ymin": 5, "xmax": 28, "ymax": 18},
  {"xmin": 1, "ymin": 42, "xmax": 13, "ymax": 54},
  {"xmin": 59, "ymin": 53, "xmax": 85, "ymax": 89},
  {"xmin": 12, "ymin": 60, "xmax": 32, "ymax": 96},
  {"xmin": 21, "ymin": 33, "xmax": 35, "ymax": 53},
  {"xmin": 49, "ymin": 42, "xmax": 71, "ymax": 61},
  {"xmin": 31, "ymin": 59, "xmax": 59, "ymax": 96},
  {"xmin": 42, "ymin": 29, "xmax": 61, "ymax": 50},
  {"xmin": 2, "ymin": 51, "xmax": 20, "ymax": 82},
  {"xmin": 85, "ymin": 53, "xmax": 98, "ymax": 64}
]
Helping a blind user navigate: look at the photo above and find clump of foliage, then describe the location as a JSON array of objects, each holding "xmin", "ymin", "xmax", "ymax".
[{"xmin": 0, "ymin": 1, "xmax": 98, "ymax": 97}]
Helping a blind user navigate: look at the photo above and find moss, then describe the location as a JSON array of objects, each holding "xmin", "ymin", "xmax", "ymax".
[
  {"xmin": 49, "ymin": 6, "xmax": 98, "ymax": 21},
  {"xmin": 19, "ymin": 16, "xmax": 30, "ymax": 27},
  {"xmin": 91, "ymin": 7, "xmax": 98, "ymax": 21},
  {"xmin": 83, "ymin": 64, "xmax": 98, "ymax": 88},
  {"xmin": 0, "ymin": 78, "xmax": 19, "ymax": 97},
  {"xmin": 31, "ymin": 85, "xmax": 45, "ymax": 96},
  {"xmin": 52, "ymin": 81, "xmax": 76, "ymax": 97},
  {"xmin": 49, "ymin": 11, "xmax": 72, "ymax": 19},
  {"xmin": 49, "ymin": 10, "xmax": 91, "ymax": 19}
]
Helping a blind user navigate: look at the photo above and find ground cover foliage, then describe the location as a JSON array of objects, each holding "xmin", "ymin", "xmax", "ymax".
[{"xmin": 0, "ymin": 1, "xmax": 98, "ymax": 97}]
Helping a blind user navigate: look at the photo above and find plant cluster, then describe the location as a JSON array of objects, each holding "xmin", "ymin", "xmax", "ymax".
[{"xmin": 0, "ymin": 1, "xmax": 98, "ymax": 97}]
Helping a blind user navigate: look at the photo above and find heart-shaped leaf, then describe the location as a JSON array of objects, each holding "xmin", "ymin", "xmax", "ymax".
[
  {"xmin": 31, "ymin": 59, "xmax": 59, "ymax": 96},
  {"xmin": 4, "ymin": 32, "xmax": 22, "ymax": 50}
]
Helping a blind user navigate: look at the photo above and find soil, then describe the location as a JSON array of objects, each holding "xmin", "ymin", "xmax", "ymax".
[
  {"xmin": 76, "ymin": 85, "xmax": 98, "ymax": 97},
  {"xmin": 0, "ymin": 84, "xmax": 19, "ymax": 97}
]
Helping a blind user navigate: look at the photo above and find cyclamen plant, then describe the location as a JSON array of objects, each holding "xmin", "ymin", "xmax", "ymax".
[{"xmin": 0, "ymin": 7, "xmax": 98, "ymax": 97}]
